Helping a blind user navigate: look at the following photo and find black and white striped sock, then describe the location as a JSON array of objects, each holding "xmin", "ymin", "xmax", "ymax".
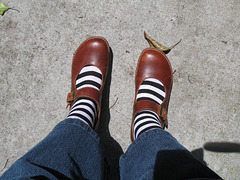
[
  {"xmin": 67, "ymin": 65, "xmax": 102, "ymax": 128},
  {"xmin": 134, "ymin": 78, "xmax": 165, "ymax": 139},
  {"xmin": 136, "ymin": 78, "xmax": 165, "ymax": 104}
]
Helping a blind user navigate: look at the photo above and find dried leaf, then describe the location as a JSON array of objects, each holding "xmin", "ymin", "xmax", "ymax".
[
  {"xmin": 144, "ymin": 31, "xmax": 181, "ymax": 54},
  {"xmin": 0, "ymin": 2, "xmax": 9, "ymax": 15}
]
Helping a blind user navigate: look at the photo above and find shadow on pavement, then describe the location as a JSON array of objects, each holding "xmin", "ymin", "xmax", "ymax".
[{"xmin": 97, "ymin": 48, "xmax": 124, "ymax": 180}]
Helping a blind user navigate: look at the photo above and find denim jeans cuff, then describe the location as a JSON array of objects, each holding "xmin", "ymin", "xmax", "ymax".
[{"xmin": 59, "ymin": 118, "xmax": 100, "ymax": 143}]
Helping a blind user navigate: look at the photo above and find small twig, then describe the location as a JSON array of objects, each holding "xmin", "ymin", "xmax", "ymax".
[
  {"xmin": 173, "ymin": 70, "xmax": 176, "ymax": 74},
  {"xmin": 1, "ymin": 159, "xmax": 9, "ymax": 172},
  {"xmin": 109, "ymin": 98, "xmax": 118, "ymax": 109},
  {"xmin": 102, "ymin": 98, "xmax": 119, "ymax": 112},
  {"xmin": 188, "ymin": 75, "xmax": 193, "ymax": 84},
  {"xmin": 9, "ymin": 8, "xmax": 20, "ymax": 13}
]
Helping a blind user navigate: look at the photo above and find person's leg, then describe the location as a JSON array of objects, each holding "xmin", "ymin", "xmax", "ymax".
[
  {"xmin": 120, "ymin": 48, "xmax": 221, "ymax": 180},
  {"xmin": 2, "ymin": 118, "xmax": 105, "ymax": 179},
  {"xmin": 2, "ymin": 37, "xmax": 111, "ymax": 179},
  {"xmin": 120, "ymin": 129, "xmax": 221, "ymax": 179}
]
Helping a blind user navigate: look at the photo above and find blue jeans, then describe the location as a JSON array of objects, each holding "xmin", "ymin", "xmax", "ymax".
[{"xmin": 2, "ymin": 118, "xmax": 221, "ymax": 179}]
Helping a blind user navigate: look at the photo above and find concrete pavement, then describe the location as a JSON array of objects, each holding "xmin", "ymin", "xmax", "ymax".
[{"xmin": 1, "ymin": 0, "xmax": 239, "ymax": 178}]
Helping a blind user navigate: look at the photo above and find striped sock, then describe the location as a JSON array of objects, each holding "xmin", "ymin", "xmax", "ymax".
[
  {"xmin": 67, "ymin": 65, "xmax": 102, "ymax": 128},
  {"xmin": 134, "ymin": 78, "xmax": 165, "ymax": 139},
  {"xmin": 136, "ymin": 78, "xmax": 165, "ymax": 104}
]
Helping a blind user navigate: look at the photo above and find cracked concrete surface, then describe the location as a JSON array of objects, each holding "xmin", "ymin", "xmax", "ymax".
[{"xmin": 0, "ymin": 0, "xmax": 239, "ymax": 179}]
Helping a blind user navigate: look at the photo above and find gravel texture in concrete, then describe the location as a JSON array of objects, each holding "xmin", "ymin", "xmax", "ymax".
[{"xmin": 1, "ymin": 0, "xmax": 239, "ymax": 179}]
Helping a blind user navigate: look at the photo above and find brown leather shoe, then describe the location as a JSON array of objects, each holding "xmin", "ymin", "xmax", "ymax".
[
  {"xmin": 131, "ymin": 47, "xmax": 173, "ymax": 141},
  {"xmin": 67, "ymin": 37, "xmax": 111, "ymax": 130}
]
